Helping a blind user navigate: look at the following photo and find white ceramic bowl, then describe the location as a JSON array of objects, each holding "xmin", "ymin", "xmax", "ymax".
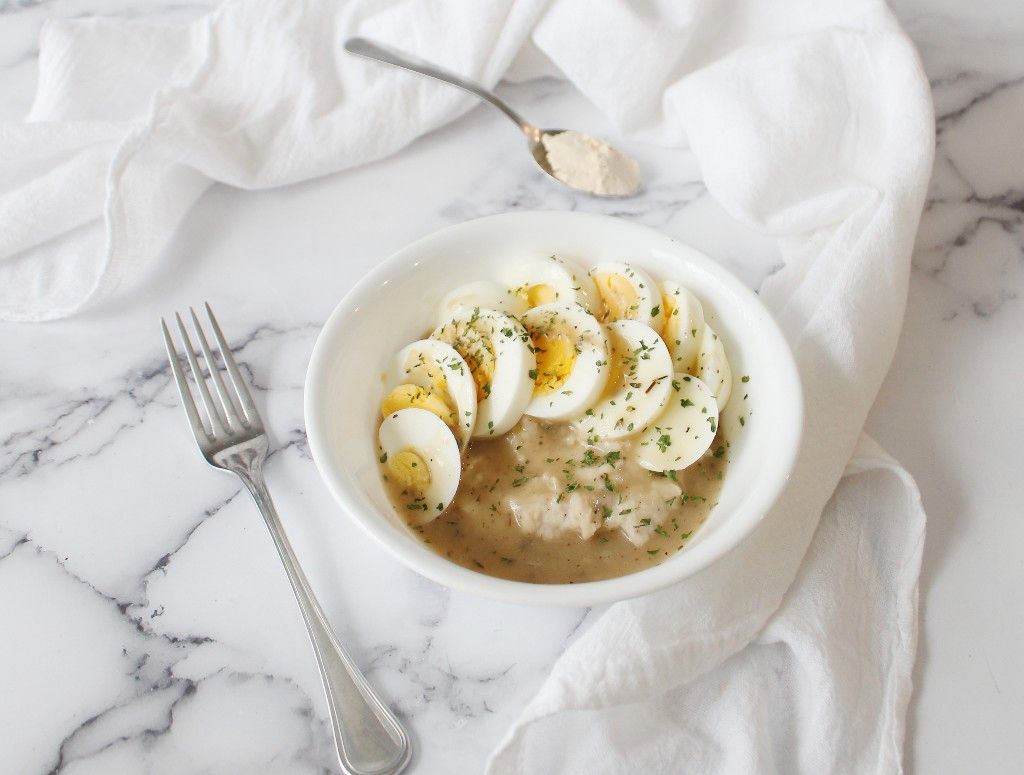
[{"xmin": 305, "ymin": 211, "xmax": 801, "ymax": 607}]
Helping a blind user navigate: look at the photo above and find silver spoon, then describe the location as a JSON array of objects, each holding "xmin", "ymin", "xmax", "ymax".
[{"xmin": 344, "ymin": 37, "xmax": 641, "ymax": 198}]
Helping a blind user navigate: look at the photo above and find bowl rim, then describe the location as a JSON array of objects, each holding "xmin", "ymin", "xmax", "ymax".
[{"xmin": 304, "ymin": 211, "xmax": 802, "ymax": 607}]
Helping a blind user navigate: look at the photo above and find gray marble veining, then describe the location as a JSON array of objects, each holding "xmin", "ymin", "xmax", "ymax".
[{"xmin": 0, "ymin": 1, "xmax": 1022, "ymax": 773}]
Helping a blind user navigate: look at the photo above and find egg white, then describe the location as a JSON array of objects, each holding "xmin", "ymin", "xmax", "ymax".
[
  {"xmin": 695, "ymin": 324, "xmax": 733, "ymax": 410},
  {"xmin": 578, "ymin": 319, "xmax": 673, "ymax": 439},
  {"xmin": 431, "ymin": 308, "xmax": 536, "ymax": 438},
  {"xmin": 635, "ymin": 374, "xmax": 720, "ymax": 472},
  {"xmin": 436, "ymin": 280, "xmax": 527, "ymax": 327}
]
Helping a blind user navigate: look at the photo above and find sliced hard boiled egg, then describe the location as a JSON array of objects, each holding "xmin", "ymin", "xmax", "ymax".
[
  {"xmin": 520, "ymin": 303, "xmax": 611, "ymax": 421},
  {"xmin": 695, "ymin": 324, "xmax": 733, "ymax": 409},
  {"xmin": 636, "ymin": 374, "xmax": 720, "ymax": 472},
  {"xmin": 431, "ymin": 308, "xmax": 536, "ymax": 438},
  {"xmin": 659, "ymin": 280, "xmax": 705, "ymax": 372},
  {"xmin": 378, "ymin": 408, "xmax": 461, "ymax": 523},
  {"xmin": 505, "ymin": 255, "xmax": 600, "ymax": 314},
  {"xmin": 391, "ymin": 339, "xmax": 477, "ymax": 449},
  {"xmin": 578, "ymin": 319, "xmax": 673, "ymax": 439},
  {"xmin": 437, "ymin": 280, "xmax": 528, "ymax": 326},
  {"xmin": 590, "ymin": 262, "xmax": 664, "ymax": 330}
]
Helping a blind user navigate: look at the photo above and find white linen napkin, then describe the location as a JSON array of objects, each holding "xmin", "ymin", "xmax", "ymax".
[
  {"xmin": 1, "ymin": 0, "xmax": 933, "ymax": 771},
  {"xmin": 490, "ymin": 5, "xmax": 933, "ymax": 772}
]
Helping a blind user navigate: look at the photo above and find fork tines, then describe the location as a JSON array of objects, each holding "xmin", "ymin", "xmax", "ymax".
[{"xmin": 162, "ymin": 303, "xmax": 261, "ymax": 443}]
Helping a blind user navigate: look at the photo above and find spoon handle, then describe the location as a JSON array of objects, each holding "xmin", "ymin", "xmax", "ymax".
[{"xmin": 344, "ymin": 37, "xmax": 537, "ymax": 140}]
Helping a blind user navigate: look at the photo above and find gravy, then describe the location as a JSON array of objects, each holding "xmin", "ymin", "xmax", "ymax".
[{"xmin": 393, "ymin": 416, "xmax": 727, "ymax": 584}]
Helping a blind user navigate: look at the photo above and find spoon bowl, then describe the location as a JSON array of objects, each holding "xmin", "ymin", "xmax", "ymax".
[
  {"xmin": 526, "ymin": 127, "xmax": 564, "ymax": 184},
  {"xmin": 516, "ymin": 125, "xmax": 574, "ymax": 193}
]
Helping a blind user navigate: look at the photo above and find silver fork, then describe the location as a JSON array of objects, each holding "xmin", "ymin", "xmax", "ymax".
[{"xmin": 162, "ymin": 303, "xmax": 411, "ymax": 775}]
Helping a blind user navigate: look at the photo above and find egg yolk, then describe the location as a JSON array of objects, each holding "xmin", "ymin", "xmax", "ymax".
[
  {"xmin": 601, "ymin": 333, "xmax": 642, "ymax": 398},
  {"xmin": 531, "ymin": 332, "xmax": 576, "ymax": 394},
  {"xmin": 512, "ymin": 283, "xmax": 559, "ymax": 308},
  {"xmin": 381, "ymin": 384, "xmax": 456, "ymax": 428},
  {"xmin": 466, "ymin": 356, "xmax": 495, "ymax": 403},
  {"xmin": 593, "ymin": 272, "xmax": 639, "ymax": 322},
  {"xmin": 388, "ymin": 449, "xmax": 431, "ymax": 493},
  {"xmin": 660, "ymin": 292, "xmax": 675, "ymax": 337},
  {"xmin": 526, "ymin": 283, "xmax": 558, "ymax": 307},
  {"xmin": 434, "ymin": 320, "xmax": 496, "ymax": 403}
]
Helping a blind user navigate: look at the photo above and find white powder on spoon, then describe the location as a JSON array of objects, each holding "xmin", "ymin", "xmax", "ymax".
[{"xmin": 540, "ymin": 131, "xmax": 641, "ymax": 197}]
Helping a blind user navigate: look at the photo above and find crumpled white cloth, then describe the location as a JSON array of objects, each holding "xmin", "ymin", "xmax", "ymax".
[{"xmin": 1, "ymin": 0, "xmax": 932, "ymax": 772}]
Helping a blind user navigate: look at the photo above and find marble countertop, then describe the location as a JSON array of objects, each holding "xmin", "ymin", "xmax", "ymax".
[{"xmin": 1, "ymin": 1, "xmax": 1021, "ymax": 773}]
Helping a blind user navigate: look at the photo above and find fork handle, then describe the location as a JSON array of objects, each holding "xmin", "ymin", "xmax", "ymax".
[{"xmin": 236, "ymin": 462, "xmax": 411, "ymax": 775}]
